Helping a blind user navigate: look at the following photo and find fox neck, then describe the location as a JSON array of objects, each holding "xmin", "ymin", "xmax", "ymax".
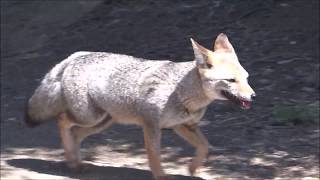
[{"xmin": 177, "ymin": 67, "xmax": 212, "ymax": 113}]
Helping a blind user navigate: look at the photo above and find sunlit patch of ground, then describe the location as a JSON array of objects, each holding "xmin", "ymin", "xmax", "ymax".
[
  {"xmin": 1, "ymin": 147, "xmax": 213, "ymax": 179},
  {"xmin": 1, "ymin": 148, "xmax": 66, "ymax": 180},
  {"xmin": 2, "ymin": 145, "xmax": 318, "ymax": 179}
]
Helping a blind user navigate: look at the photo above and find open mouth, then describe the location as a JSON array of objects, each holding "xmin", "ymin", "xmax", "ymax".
[{"xmin": 221, "ymin": 90, "xmax": 252, "ymax": 109}]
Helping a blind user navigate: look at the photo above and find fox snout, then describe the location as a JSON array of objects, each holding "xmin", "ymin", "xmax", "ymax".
[
  {"xmin": 225, "ymin": 82, "xmax": 256, "ymax": 109},
  {"xmin": 238, "ymin": 84, "xmax": 256, "ymax": 102},
  {"xmin": 251, "ymin": 93, "xmax": 256, "ymax": 101}
]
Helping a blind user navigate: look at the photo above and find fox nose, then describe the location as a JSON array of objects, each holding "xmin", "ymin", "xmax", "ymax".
[{"xmin": 251, "ymin": 93, "xmax": 256, "ymax": 101}]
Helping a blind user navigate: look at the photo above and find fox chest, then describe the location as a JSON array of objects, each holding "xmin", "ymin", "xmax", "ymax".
[{"xmin": 160, "ymin": 107, "xmax": 207, "ymax": 128}]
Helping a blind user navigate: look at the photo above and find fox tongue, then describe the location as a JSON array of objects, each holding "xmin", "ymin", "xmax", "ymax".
[{"xmin": 240, "ymin": 100, "xmax": 251, "ymax": 109}]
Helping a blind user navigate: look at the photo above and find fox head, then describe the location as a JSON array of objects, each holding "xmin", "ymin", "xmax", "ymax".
[{"xmin": 191, "ymin": 33, "xmax": 255, "ymax": 109}]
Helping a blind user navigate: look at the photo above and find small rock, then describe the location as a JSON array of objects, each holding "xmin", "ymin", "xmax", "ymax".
[
  {"xmin": 13, "ymin": 96, "xmax": 25, "ymax": 100},
  {"xmin": 258, "ymin": 79, "xmax": 271, "ymax": 84},
  {"xmin": 262, "ymin": 68, "xmax": 274, "ymax": 75},
  {"xmin": 277, "ymin": 59, "xmax": 294, "ymax": 64},
  {"xmin": 7, "ymin": 117, "xmax": 16, "ymax": 121},
  {"xmin": 301, "ymin": 87, "xmax": 315, "ymax": 92},
  {"xmin": 279, "ymin": 3, "xmax": 289, "ymax": 7},
  {"xmin": 289, "ymin": 41, "xmax": 297, "ymax": 45}
]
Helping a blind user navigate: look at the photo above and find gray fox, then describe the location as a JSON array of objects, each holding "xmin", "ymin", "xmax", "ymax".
[{"xmin": 25, "ymin": 33, "xmax": 255, "ymax": 180}]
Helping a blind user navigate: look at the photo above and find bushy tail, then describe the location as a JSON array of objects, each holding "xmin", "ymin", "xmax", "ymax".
[{"xmin": 25, "ymin": 52, "xmax": 91, "ymax": 127}]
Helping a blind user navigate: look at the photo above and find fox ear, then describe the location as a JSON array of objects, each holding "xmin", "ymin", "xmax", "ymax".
[
  {"xmin": 213, "ymin": 33, "xmax": 234, "ymax": 52},
  {"xmin": 190, "ymin": 38, "xmax": 211, "ymax": 69}
]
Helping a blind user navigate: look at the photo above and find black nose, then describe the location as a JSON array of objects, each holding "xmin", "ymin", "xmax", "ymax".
[{"xmin": 251, "ymin": 93, "xmax": 256, "ymax": 100}]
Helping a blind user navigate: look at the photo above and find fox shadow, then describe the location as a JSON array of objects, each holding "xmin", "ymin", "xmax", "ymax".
[{"xmin": 7, "ymin": 158, "xmax": 204, "ymax": 180}]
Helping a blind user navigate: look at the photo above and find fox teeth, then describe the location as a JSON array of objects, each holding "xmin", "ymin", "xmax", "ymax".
[
  {"xmin": 240, "ymin": 100, "xmax": 251, "ymax": 109},
  {"xmin": 221, "ymin": 90, "xmax": 252, "ymax": 109}
]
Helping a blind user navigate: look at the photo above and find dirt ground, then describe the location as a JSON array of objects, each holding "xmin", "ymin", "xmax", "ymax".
[{"xmin": 1, "ymin": 0, "xmax": 319, "ymax": 179}]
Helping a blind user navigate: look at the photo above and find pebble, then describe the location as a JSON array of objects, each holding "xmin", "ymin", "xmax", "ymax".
[
  {"xmin": 258, "ymin": 79, "xmax": 271, "ymax": 84},
  {"xmin": 289, "ymin": 41, "xmax": 297, "ymax": 45},
  {"xmin": 262, "ymin": 68, "xmax": 274, "ymax": 75},
  {"xmin": 279, "ymin": 3, "xmax": 289, "ymax": 7},
  {"xmin": 7, "ymin": 117, "xmax": 16, "ymax": 121},
  {"xmin": 277, "ymin": 59, "xmax": 294, "ymax": 64},
  {"xmin": 13, "ymin": 96, "xmax": 25, "ymax": 100},
  {"xmin": 301, "ymin": 87, "xmax": 315, "ymax": 93}
]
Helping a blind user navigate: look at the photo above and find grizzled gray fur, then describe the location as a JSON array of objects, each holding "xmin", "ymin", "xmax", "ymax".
[
  {"xmin": 27, "ymin": 51, "xmax": 210, "ymax": 128},
  {"xmin": 25, "ymin": 34, "xmax": 255, "ymax": 179}
]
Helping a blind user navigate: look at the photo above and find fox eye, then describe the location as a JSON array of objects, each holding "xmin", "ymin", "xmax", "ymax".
[
  {"xmin": 206, "ymin": 63, "xmax": 213, "ymax": 69},
  {"xmin": 226, "ymin": 79, "xmax": 236, "ymax": 82}
]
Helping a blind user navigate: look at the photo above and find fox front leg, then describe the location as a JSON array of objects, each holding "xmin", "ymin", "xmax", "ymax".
[
  {"xmin": 174, "ymin": 124, "xmax": 209, "ymax": 176},
  {"xmin": 142, "ymin": 123, "xmax": 168, "ymax": 180}
]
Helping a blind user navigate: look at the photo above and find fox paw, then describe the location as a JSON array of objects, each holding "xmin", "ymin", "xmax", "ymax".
[
  {"xmin": 156, "ymin": 175, "xmax": 171, "ymax": 180},
  {"xmin": 67, "ymin": 162, "xmax": 90, "ymax": 173},
  {"xmin": 188, "ymin": 163, "xmax": 200, "ymax": 176}
]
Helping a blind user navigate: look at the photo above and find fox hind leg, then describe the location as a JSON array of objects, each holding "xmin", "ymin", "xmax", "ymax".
[
  {"xmin": 72, "ymin": 114, "xmax": 113, "ymax": 147},
  {"xmin": 58, "ymin": 113, "xmax": 81, "ymax": 169},
  {"xmin": 58, "ymin": 113, "xmax": 113, "ymax": 170}
]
